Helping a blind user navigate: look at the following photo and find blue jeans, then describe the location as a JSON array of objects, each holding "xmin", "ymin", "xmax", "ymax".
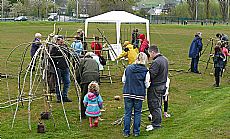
[
  {"xmin": 56, "ymin": 68, "xmax": 70, "ymax": 99},
  {"xmin": 123, "ymin": 97, "xmax": 143, "ymax": 135}
]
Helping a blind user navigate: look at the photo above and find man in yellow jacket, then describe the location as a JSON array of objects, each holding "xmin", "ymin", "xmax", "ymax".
[{"xmin": 116, "ymin": 41, "xmax": 139, "ymax": 64}]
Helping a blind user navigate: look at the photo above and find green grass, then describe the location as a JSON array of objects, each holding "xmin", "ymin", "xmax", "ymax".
[{"xmin": 0, "ymin": 22, "xmax": 230, "ymax": 139}]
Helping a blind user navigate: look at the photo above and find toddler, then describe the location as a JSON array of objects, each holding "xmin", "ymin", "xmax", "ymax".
[{"xmin": 83, "ymin": 81, "xmax": 103, "ymax": 127}]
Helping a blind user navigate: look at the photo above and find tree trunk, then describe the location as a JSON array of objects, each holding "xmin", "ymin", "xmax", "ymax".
[
  {"xmin": 205, "ymin": 0, "xmax": 210, "ymax": 19},
  {"xmin": 187, "ymin": 0, "xmax": 196, "ymax": 20},
  {"xmin": 218, "ymin": 0, "xmax": 228, "ymax": 22}
]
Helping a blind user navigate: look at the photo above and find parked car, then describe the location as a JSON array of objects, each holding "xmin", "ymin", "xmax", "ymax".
[
  {"xmin": 14, "ymin": 16, "xmax": 28, "ymax": 21},
  {"xmin": 48, "ymin": 15, "xmax": 58, "ymax": 21}
]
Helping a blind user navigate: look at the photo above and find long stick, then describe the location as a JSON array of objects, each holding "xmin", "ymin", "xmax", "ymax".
[
  {"xmin": 5, "ymin": 43, "xmax": 32, "ymax": 115},
  {"xmin": 97, "ymin": 28, "xmax": 117, "ymax": 58},
  {"xmin": 204, "ymin": 39, "xmax": 214, "ymax": 74},
  {"xmin": 45, "ymin": 45, "xmax": 70, "ymax": 129}
]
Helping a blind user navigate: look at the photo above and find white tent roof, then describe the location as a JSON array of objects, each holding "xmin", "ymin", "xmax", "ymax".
[
  {"xmin": 86, "ymin": 11, "xmax": 149, "ymax": 23},
  {"xmin": 85, "ymin": 11, "xmax": 150, "ymax": 44}
]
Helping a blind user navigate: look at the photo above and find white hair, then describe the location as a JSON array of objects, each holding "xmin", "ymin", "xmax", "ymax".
[
  {"xmin": 85, "ymin": 52, "xmax": 96, "ymax": 57},
  {"xmin": 35, "ymin": 33, "xmax": 42, "ymax": 38}
]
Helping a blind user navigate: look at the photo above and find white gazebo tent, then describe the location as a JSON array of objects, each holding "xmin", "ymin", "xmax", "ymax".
[{"xmin": 85, "ymin": 11, "xmax": 150, "ymax": 45}]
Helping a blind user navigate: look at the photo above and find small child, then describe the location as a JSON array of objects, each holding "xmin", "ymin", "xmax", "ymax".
[
  {"xmin": 83, "ymin": 81, "xmax": 103, "ymax": 127},
  {"xmin": 163, "ymin": 77, "xmax": 171, "ymax": 118},
  {"xmin": 213, "ymin": 46, "xmax": 225, "ymax": 87},
  {"xmin": 71, "ymin": 36, "xmax": 83, "ymax": 56}
]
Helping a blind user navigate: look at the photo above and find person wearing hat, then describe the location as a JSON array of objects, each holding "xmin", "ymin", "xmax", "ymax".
[
  {"xmin": 116, "ymin": 41, "xmax": 138, "ymax": 65},
  {"xmin": 77, "ymin": 29, "xmax": 87, "ymax": 54},
  {"xmin": 30, "ymin": 33, "xmax": 42, "ymax": 71},
  {"xmin": 50, "ymin": 36, "xmax": 72, "ymax": 103},
  {"xmin": 188, "ymin": 32, "xmax": 203, "ymax": 73}
]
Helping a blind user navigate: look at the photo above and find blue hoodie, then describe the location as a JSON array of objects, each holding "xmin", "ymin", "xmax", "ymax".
[
  {"xmin": 189, "ymin": 36, "xmax": 203, "ymax": 58},
  {"xmin": 71, "ymin": 40, "xmax": 83, "ymax": 56},
  {"xmin": 123, "ymin": 64, "xmax": 148, "ymax": 100}
]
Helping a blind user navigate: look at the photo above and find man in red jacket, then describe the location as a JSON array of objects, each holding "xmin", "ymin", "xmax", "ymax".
[{"xmin": 91, "ymin": 36, "xmax": 102, "ymax": 56}]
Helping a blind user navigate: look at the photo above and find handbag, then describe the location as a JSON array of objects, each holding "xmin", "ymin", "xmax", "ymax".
[{"xmin": 99, "ymin": 55, "xmax": 106, "ymax": 66}]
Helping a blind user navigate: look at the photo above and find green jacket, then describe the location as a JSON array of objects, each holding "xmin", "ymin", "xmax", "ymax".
[{"xmin": 78, "ymin": 57, "xmax": 100, "ymax": 84}]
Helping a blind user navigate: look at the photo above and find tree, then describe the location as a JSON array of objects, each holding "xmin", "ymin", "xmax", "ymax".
[
  {"xmin": 204, "ymin": 0, "xmax": 210, "ymax": 19},
  {"xmin": 0, "ymin": 0, "xmax": 12, "ymax": 17},
  {"xmin": 96, "ymin": 0, "xmax": 135, "ymax": 13},
  {"xmin": 169, "ymin": 2, "xmax": 190, "ymax": 17},
  {"xmin": 218, "ymin": 0, "xmax": 229, "ymax": 22},
  {"xmin": 186, "ymin": 0, "xmax": 196, "ymax": 20},
  {"xmin": 66, "ymin": 0, "xmax": 75, "ymax": 16},
  {"xmin": 10, "ymin": 1, "xmax": 24, "ymax": 17},
  {"xmin": 164, "ymin": 0, "xmax": 178, "ymax": 4}
]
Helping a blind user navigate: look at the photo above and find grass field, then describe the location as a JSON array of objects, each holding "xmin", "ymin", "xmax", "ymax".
[{"xmin": 0, "ymin": 22, "xmax": 230, "ymax": 139}]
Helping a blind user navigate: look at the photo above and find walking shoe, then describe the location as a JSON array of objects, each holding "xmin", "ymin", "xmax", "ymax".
[
  {"xmin": 213, "ymin": 84, "xmax": 219, "ymax": 87},
  {"xmin": 194, "ymin": 71, "xmax": 201, "ymax": 74},
  {"xmin": 134, "ymin": 134, "xmax": 139, "ymax": 137},
  {"xmin": 94, "ymin": 121, "xmax": 98, "ymax": 127},
  {"xmin": 148, "ymin": 114, "xmax": 152, "ymax": 121},
  {"xmin": 63, "ymin": 97, "xmax": 72, "ymax": 102},
  {"xmin": 146, "ymin": 125, "xmax": 160, "ymax": 131},
  {"xmin": 123, "ymin": 134, "xmax": 129, "ymax": 138},
  {"xmin": 164, "ymin": 113, "xmax": 171, "ymax": 118},
  {"xmin": 146, "ymin": 125, "xmax": 154, "ymax": 131},
  {"xmin": 89, "ymin": 123, "xmax": 93, "ymax": 128}
]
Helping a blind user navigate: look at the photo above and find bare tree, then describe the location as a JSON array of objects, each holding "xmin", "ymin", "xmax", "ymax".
[
  {"xmin": 218, "ymin": 0, "xmax": 228, "ymax": 22},
  {"xmin": 204, "ymin": 0, "xmax": 210, "ymax": 19},
  {"xmin": 186, "ymin": 0, "xmax": 196, "ymax": 19}
]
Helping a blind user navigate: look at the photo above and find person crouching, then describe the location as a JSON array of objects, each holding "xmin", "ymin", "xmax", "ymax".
[{"xmin": 83, "ymin": 81, "xmax": 103, "ymax": 128}]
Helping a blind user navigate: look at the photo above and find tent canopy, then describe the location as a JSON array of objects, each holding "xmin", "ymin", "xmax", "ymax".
[{"xmin": 85, "ymin": 11, "xmax": 150, "ymax": 45}]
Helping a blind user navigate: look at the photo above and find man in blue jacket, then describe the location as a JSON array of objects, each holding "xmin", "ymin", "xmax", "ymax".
[{"xmin": 189, "ymin": 32, "xmax": 203, "ymax": 73}]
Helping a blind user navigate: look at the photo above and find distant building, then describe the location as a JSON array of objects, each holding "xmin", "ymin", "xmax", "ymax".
[{"xmin": 148, "ymin": 5, "xmax": 163, "ymax": 15}]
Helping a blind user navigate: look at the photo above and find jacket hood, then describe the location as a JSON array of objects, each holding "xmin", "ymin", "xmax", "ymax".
[
  {"xmin": 139, "ymin": 34, "xmax": 145, "ymax": 40},
  {"xmin": 87, "ymin": 92, "xmax": 97, "ymax": 100},
  {"xmin": 128, "ymin": 64, "xmax": 148, "ymax": 73}
]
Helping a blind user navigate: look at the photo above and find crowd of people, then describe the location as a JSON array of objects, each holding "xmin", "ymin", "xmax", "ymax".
[{"xmin": 30, "ymin": 28, "xmax": 228, "ymax": 137}]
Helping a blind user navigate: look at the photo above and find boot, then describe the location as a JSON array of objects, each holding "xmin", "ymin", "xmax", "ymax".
[
  {"xmin": 94, "ymin": 117, "xmax": 99, "ymax": 127},
  {"xmin": 89, "ymin": 117, "xmax": 93, "ymax": 128}
]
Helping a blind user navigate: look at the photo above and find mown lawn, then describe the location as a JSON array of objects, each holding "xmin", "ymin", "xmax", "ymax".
[{"xmin": 0, "ymin": 22, "xmax": 229, "ymax": 139}]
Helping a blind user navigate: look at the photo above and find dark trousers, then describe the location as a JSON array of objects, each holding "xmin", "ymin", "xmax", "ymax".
[
  {"xmin": 191, "ymin": 56, "xmax": 199, "ymax": 73},
  {"xmin": 162, "ymin": 95, "xmax": 168, "ymax": 113},
  {"xmin": 147, "ymin": 87, "xmax": 163, "ymax": 128},
  {"xmin": 80, "ymin": 83, "xmax": 90, "ymax": 118},
  {"xmin": 214, "ymin": 67, "xmax": 222, "ymax": 86},
  {"xmin": 47, "ymin": 72, "xmax": 56, "ymax": 93}
]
